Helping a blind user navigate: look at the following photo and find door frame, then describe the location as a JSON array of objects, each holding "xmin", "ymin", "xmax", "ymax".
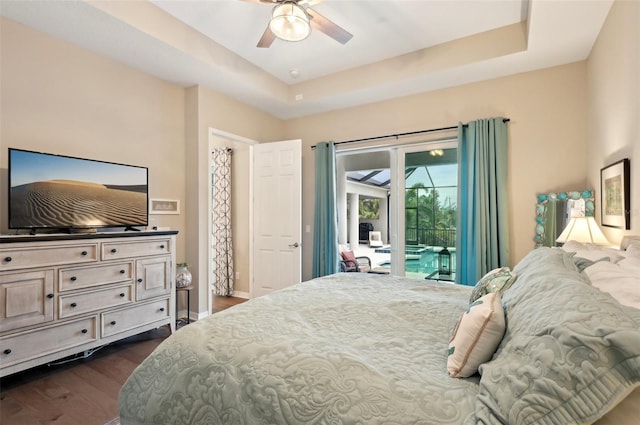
[{"xmin": 208, "ymin": 128, "xmax": 257, "ymax": 315}]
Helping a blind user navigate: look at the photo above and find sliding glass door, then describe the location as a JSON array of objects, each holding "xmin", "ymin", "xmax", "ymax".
[{"xmin": 393, "ymin": 143, "xmax": 457, "ymax": 279}]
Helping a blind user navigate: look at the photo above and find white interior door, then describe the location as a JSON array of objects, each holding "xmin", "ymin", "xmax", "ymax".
[{"xmin": 251, "ymin": 139, "xmax": 302, "ymax": 298}]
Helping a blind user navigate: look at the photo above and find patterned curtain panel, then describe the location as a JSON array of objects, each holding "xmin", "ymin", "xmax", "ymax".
[
  {"xmin": 212, "ymin": 148, "xmax": 234, "ymax": 296},
  {"xmin": 456, "ymin": 118, "xmax": 510, "ymax": 286}
]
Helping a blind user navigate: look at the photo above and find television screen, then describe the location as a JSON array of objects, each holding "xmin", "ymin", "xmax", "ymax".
[{"xmin": 8, "ymin": 148, "xmax": 148, "ymax": 231}]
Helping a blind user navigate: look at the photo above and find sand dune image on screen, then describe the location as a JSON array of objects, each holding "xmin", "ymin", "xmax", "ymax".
[{"xmin": 10, "ymin": 180, "xmax": 147, "ymax": 228}]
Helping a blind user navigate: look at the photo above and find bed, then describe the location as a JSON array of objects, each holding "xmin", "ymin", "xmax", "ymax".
[{"xmin": 119, "ymin": 246, "xmax": 640, "ymax": 425}]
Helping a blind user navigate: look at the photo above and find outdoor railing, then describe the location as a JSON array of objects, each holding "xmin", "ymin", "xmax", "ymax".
[{"xmin": 406, "ymin": 228, "xmax": 456, "ymax": 248}]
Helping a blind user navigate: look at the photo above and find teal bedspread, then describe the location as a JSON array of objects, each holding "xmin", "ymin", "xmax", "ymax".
[
  {"xmin": 119, "ymin": 248, "xmax": 640, "ymax": 425},
  {"xmin": 119, "ymin": 274, "xmax": 477, "ymax": 424}
]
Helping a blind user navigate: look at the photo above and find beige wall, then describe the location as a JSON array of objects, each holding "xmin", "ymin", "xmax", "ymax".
[
  {"xmin": 286, "ymin": 62, "xmax": 589, "ymax": 280},
  {"xmin": 586, "ymin": 0, "xmax": 639, "ymax": 243},
  {"xmin": 184, "ymin": 85, "xmax": 284, "ymax": 315},
  {"xmin": 0, "ymin": 17, "xmax": 186, "ymax": 257},
  {"xmin": 0, "ymin": 18, "xmax": 285, "ymax": 318}
]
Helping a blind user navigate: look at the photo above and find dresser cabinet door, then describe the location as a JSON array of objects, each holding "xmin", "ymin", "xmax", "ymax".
[
  {"xmin": 136, "ymin": 256, "xmax": 172, "ymax": 300},
  {"xmin": 0, "ymin": 270, "xmax": 54, "ymax": 332}
]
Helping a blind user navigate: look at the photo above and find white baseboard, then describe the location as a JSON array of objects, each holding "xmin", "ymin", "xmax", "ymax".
[
  {"xmin": 181, "ymin": 291, "xmax": 250, "ymax": 323},
  {"xmin": 231, "ymin": 290, "xmax": 250, "ymax": 299}
]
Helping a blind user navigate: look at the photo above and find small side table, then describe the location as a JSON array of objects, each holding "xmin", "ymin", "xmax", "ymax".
[{"xmin": 176, "ymin": 284, "xmax": 194, "ymax": 328}]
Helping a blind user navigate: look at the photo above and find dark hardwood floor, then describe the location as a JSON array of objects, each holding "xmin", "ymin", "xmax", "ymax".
[{"xmin": 0, "ymin": 296, "xmax": 247, "ymax": 425}]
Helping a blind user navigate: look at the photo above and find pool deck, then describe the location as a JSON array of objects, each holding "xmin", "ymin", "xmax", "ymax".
[{"xmin": 352, "ymin": 243, "xmax": 456, "ymax": 280}]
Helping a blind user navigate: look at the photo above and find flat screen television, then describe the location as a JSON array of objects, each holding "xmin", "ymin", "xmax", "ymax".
[{"xmin": 8, "ymin": 148, "xmax": 148, "ymax": 232}]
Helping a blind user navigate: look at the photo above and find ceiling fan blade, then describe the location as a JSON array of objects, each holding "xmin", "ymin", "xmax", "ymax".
[
  {"xmin": 306, "ymin": 7, "xmax": 353, "ymax": 44},
  {"xmin": 257, "ymin": 24, "xmax": 276, "ymax": 48}
]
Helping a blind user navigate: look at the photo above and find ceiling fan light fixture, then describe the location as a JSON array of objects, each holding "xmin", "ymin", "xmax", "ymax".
[{"xmin": 270, "ymin": 2, "xmax": 310, "ymax": 42}]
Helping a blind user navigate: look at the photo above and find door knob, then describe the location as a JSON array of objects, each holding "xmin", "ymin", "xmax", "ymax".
[{"xmin": 288, "ymin": 242, "xmax": 300, "ymax": 248}]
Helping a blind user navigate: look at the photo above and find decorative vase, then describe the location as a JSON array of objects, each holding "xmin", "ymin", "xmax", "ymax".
[{"xmin": 176, "ymin": 263, "xmax": 192, "ymax": 288}]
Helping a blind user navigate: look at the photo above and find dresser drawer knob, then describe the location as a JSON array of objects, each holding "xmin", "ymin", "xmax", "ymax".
[
  {"xmin": 111, "ymin": 248, "xmax": 117, "ymax": 253},
  {"xmin": 4, "ymin": 256, "xmax": 11, "ymax": 262},
  {"xmin": 119, "ymin": 293, "xmax": 125, "ymax": 298},
  {"xmin": 81, "ymin": 329, "xmax": 88, "ymax": 334},
  {"xmin": 159, "ymin": 307, "xmax": 165, "ymax": 312},
  {"xmin": 70, "ymin": 276, "xmax": 77, "ymax": 281},
  {"xmin": 120, "ymin": 269, "xmax": 126, "ymax": 274},
  {"xmin": 47, "ymin": 293, "xmax": 54, "ymax": 299},
  {"xmin": 81, "ymin": 251, "xmax": 88, "ymax": 256},
  {"xmin": 160, "ymin": 244, "xmax": 165, "ymax": 249},
  {"xmin": 137, "ymin": 278, "xmax": 143, "ymax": 283},
  {"xmin": 70, "ymin": 302, "xmax": 77, "ymax": 308},
  {"xmin": 3, "ymin": 349, "xmax": 11, "ymax": 355},
  {"xmin": 110, "ymin": 320, "xmax": 117, "ymax": 325}
]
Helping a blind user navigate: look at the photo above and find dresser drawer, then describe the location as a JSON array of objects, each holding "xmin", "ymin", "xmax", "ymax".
[
  {"xmin": 101, "ymin": 238, "xmax": 171, "ymax": 260},
  {"xmin": 102, "ymin": 298, "xmax": 170, "ymax": 338},
  {"xmin": 59, "ymin": 262, "xmax": 133, "ymax": 292},
  {"xmin": 59, "ymin": 284, "xmax": 134, "ymax": 318},
  {"xmin": 1, "ymin": 243, "xmax": 98, "ymax": 271},
  {"xmin": 0, "ymin": 316, "xmax": 97, "ymax": 368},
  {"xmin": 0, "ymin": 269, "xmax": 55, "ymax": 333}
]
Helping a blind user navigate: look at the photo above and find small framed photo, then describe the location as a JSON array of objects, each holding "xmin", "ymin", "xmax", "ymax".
[
  {"xmin": 600, "ymin": 159, "xmax": 630, "ymax": 229},
  {"xmin": 149, "ymin": 198, "xmax": 180, "ymax": 215}
]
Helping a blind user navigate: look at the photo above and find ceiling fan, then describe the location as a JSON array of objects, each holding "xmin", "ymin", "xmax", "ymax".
[{"xmin": 243, "ymin": 0, "xmax": 353, "ymax": 48}]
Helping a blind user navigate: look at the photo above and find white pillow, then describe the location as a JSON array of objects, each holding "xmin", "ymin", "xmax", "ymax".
[
  {"xmin": 562, "ymin": 240, "xmax": 600, "ymax": 252},
  {"xmin": 625, "ymin": 243, "xmax": 640, "ymax": 259},
  {"xmin": 618, "ymin": 257, "xmax": 640, "ymax": 272},
  {"xmin": 572, "ymin": 249, "xmax": 625, "ymax": 264},
  {"xmin": 583, "ymin": 261, "xmax": 640, "ymax": 309},
  {"xmin": 447, "ymin": 292, "xmax": 506, "ymax": 378}
]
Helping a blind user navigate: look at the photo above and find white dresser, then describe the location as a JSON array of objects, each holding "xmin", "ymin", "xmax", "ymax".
[{"xmin": 0, "ymin": 231, "xmax": 177, "ymax": 377}]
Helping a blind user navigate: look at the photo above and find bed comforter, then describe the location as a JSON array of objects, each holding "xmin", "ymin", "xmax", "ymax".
[{"xmin": 119, "ymin": 248, "xmax": 640, "ymax": 425}]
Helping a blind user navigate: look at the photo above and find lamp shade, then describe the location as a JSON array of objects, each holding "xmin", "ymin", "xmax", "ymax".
[
  {"xmin": 556, "ymin": 216, "xmax": 610, "ymax": 245},
  {"xmin": 270, "ymin": 2, "xmax": 310, "ymax": 42}
]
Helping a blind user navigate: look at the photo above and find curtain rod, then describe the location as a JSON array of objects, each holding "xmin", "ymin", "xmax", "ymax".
[{"xmin": 310, "ymin": 118, "xmax": 510, "ymax": 149}]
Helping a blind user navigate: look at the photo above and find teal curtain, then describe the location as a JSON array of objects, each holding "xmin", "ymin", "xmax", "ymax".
[
  {"xmin": 312, "ymin": 142, "xmax": 339, "ymax": 278},
  {"xmin": 456, "ymin": 118, "xmax": 510, "ymax": 286}
]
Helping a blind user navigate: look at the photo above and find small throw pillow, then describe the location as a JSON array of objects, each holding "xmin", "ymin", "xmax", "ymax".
[
  {"xmin": 340, "ymin": 250, "xmax": 357, "ymax": 268},
  {"xmin": 469, "ymin": 267, "xmax": 517, "ymax": 303},
  {"xmin": 448, "ymin": 292, "xmax": 506, "ymax": 378}
]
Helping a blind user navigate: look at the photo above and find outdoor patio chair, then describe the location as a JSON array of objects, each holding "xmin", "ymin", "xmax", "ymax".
[
  {"xmin": 369, "ymin": 231, "xmax": 384, "ymax": 248},
  {"xmin": 339, "ymin": 248, "xmax": 372, "ymax": 272}
]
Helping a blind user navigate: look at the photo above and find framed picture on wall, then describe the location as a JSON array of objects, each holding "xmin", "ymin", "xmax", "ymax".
[
  {"xmin": 149, "ymin": 198, "xmax": 180, "ymax": 215},
  {"xmin": 600, "ymin": 158, "xmax": 630, "ymax": 229}
]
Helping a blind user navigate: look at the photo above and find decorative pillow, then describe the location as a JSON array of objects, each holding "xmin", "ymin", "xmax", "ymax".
[
  {"xmin": 448, "ymin": 292, "xmax": 506, "ymax": 378},
  {"xmin": 340, "ymin": 250, "xmax": 357, "ymax": 268},
  {"xmin": 469, "ymin": 267, "xmax": 517, "ymax": 303}
]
